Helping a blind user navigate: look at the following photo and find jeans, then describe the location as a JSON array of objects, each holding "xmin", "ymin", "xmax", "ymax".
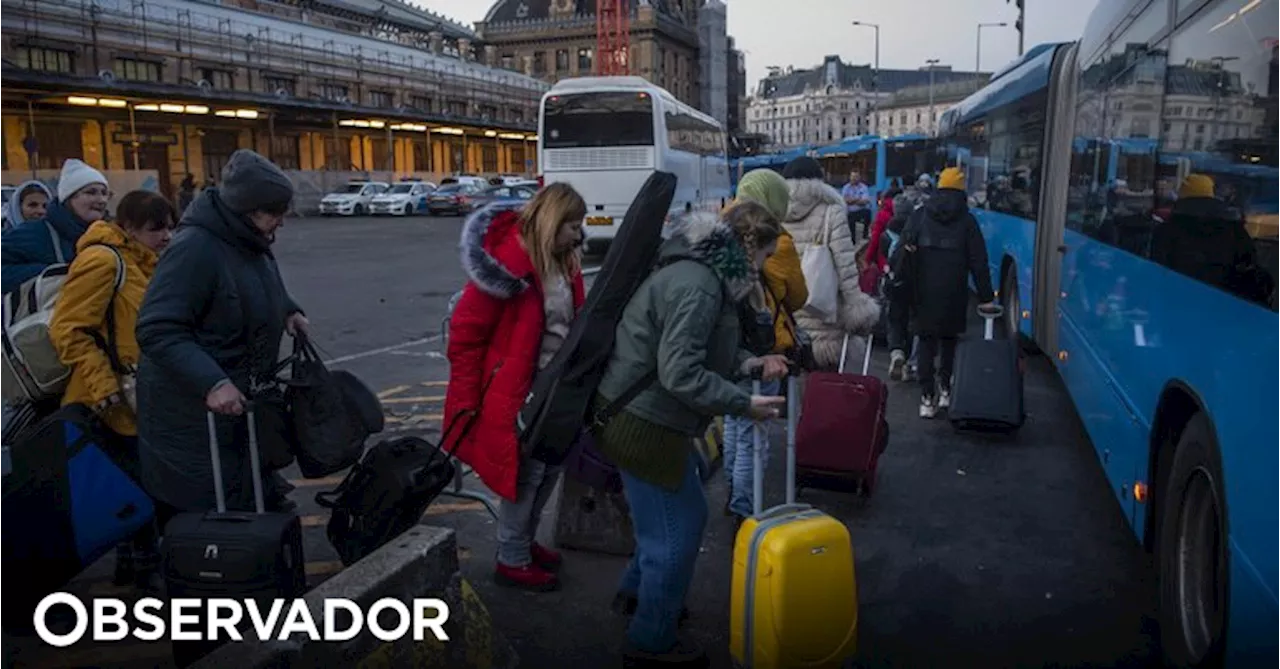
[
  {"xmin": 721, "ymin": 379, "xmax": 779, "ymax": 518},
  {"xmin": 847, "ymin": 209, "xmax": 871, "ymax": 240},
  {"xmin": 918, "ymin": 336, "xmax": 958, "ymax": 398},
  {"xmin": 495, "ymin": 453, "xmax": 563, "ymax": 567},
  {"xmin": 616, "ymin": 451, "xmax": 708, "ymax": 653}
]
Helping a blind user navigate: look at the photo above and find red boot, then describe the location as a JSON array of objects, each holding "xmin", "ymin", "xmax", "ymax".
[
  {"xmin": 530, "ymin": 543, "xmax": 563, "ymax": 572},
  {"xmin": 494, "ymin": 563, "xmax": 559, "ymax": 592}
]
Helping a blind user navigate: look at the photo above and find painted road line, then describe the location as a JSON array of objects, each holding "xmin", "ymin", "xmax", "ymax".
[
  {"xmin": 381, "ymin": 395, "xmax": 446, "ymax": 404},
  {"xmin": 389, "ymin": 350, "xmax": 446, "ymax": 359},
  {"xmin": 377, "ymin": 384, "xmax": 411, "ymax": 399},
  {"xmin": 325, "ymin": 334, "xmax": 442, "ymax": 365},
  {"xmin": 421, "ymin": 380, "xmax": 448, "ymax": 387}
]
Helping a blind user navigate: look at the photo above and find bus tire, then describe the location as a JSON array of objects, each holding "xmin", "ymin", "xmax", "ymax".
[
  {"xmin": 999, "ymin": 266, "xmax": 1037, "ymax": 354},
  {"xmin": 1156, "ymin": 411, "xmax": 1228, "ymax": 669}
]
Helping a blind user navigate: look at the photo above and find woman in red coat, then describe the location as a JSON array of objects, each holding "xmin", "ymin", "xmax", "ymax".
[{"xmin": 443, "ymin": 183, "xmax": 587, "ymax": 592}]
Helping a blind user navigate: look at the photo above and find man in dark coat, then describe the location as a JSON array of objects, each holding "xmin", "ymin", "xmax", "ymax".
[
  {"xmin": 901, "ymin": 167, "xmax": 996, "ymax": 418},
  {"xmin": 136, "ymin": 149, "xmax": 307, "ymax": 521}
]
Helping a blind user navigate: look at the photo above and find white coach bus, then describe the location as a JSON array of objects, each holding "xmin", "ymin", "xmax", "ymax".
[{"xmin": 537, "ymin": 76, "xmax": 731, "ymax": 254}]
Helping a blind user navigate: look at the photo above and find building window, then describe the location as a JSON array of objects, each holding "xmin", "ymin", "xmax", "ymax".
[
  {"xmin": 319, "ymin": 83, "xmax": 349, "ymax": 101},
  {"xmin": 411, "ymin": 95, "xmax": 432, "ymax": 111},
  {"xmin": 482, "ymin": 145, "xmax": 499, "ymax": 172},
  {"xmin": 555, "ymin": 49, "xmax": 569, "ymax": 72},
  {"xmin": 578, "ymin": 47, "xmax": 593, "ymax": 73},
  {"xmin": 269, "ymin": 136, "xmax": 300, "ymax": 170},
  {"xmin": 15, "ymin": 46, "xmax": 74, "ymax": 73},
  {"xmin": 532, "ymin": 52, "xmax": 546, "ymax": 74},
  {"xmin": 479, "ymin": 104, "xmax": 498, "ymax": 120},
  {"xmin": 501, "ymin": 53, "xmax": 516, "ymax": 70},
  {"xmin": 510, "ymin": 107, "xmax": 524, "ymax": 123},
  {"xmin": 114, "ymin": 58, "xmax": 161, "ymax": 82},
  {"xmin": 369, "ymin": 90, "xmax": 394, "ymax": 107},
  {"xmin": 200, "ymin": 68, "xmax": 234, "ymax": 89},
  {"xmin": 264, "ymin": 75, "xmax": 295, "ymax": 95},
  {"xmin": 447, "ymin": 99, "xmax": 468, "ymax": 116}
]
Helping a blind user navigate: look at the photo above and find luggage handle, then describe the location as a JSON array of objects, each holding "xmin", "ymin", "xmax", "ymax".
[
  {"xmin": 977, "ymin": 304, "xmax": 1005, "ymax": 341},
  {"xmin": 837, "ymin": 332, "xmax": 873, "ymax": 376},
  {"xmin": 207, "ymin": 403, "xmax": 267, "ymax": 515},
  {"xmin": 750, "ymin": 368, "xmax": 800, "ymax": 516}
]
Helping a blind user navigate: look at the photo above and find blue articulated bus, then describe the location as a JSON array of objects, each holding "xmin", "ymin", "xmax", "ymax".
[{"xmin": 937, "ymin": 0, "xmax": 1277, "ymax": 665}]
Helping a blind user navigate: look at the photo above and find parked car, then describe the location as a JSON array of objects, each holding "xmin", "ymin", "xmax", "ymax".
[
  {"xmin": 370, "ymin": 181, "xmax": 435, "ymax": 216},
  {"xmin": 439, "ymin": 175, "xmax": 488, "ymax": 190},
  {"xmin": 469, "ymin": 183, "xmax": 538, "ymax": 210},
  {"xmin": 426, "ymin": 183, "xmax": 483, "ymax": 216},
  {"xmin": 318, "ymin": 181, "xmax": 389, "ymax": 216}
]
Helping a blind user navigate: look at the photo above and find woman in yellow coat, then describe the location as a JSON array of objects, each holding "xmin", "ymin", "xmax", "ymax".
[
  {"xmin": 50, "ymin": 189, "xmax": 177, "ymax": 589},
  {"xmin": 721, "ymin": 169, "xmax": 808, "ymax": 521}
]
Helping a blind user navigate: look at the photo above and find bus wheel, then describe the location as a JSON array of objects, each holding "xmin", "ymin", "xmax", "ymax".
[{"xmin": 1156, "ymin": 412, "xmax": 1228, "ymax": 669}]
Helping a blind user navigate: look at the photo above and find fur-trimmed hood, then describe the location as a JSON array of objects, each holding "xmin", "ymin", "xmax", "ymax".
[
  {"xmin": 660, "ymin": 211, "xmax": 757, "ymax": 301},
  {"xmin": 458, "ymin": 202, "xmax": 535, "ymax": 299},
  {"xmin": 785, "ymin": 178, "xmax": 845, "ymax": 222}
]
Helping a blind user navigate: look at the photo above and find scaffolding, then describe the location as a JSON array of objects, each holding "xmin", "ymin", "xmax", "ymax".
[{"xmin": 1, "ymin": 0, "xmax": 548, "ymax": 126}]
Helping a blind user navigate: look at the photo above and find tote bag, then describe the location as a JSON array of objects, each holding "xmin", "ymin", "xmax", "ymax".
[{"xmin": 799, "ymin": 214, "xmax": 840, "ymax": 323}]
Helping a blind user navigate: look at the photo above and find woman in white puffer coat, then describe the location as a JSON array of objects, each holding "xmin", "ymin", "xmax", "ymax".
[{"xmin": 780, "ymin": 157, "xmax": 881, "ymax": 370}]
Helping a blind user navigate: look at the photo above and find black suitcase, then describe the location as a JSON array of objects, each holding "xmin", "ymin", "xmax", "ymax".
[
  {"xmin": 949, "ymin": 309, "xmax": 1025, "ymax": 433},
  {"xmin": 162, "ymin": 406, "xmax": 306, "ymax": 667}
]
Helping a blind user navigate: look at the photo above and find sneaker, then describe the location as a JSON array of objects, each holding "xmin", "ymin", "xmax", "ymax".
[
  {"xmin": 905, "ymin": 364, "xmax": 919, "ymax": 382},
  {"xmin": 610, "ymin": 593, "xmax": 690, "ymax": 625},
  {"xmin": 494, "ymin": 563, "xmax": 559, "ymax": 592},
  {"xmin": 530, "ymin": 542, "xmax": 563, "ymax": 572},
  {"xmin": 622, "ymin": 638, "xmax": 709, "ymax": 668},
  {"xmin": 888, "ymin": 350, "xmax": 907, "ymax": 381},
  {"xmin": 919, "ymin": 395, "xmax": 938, "ymax": 419},
  {"xmin": 938, "ymin": 386, "xmax": 952, "ymax": 409}
]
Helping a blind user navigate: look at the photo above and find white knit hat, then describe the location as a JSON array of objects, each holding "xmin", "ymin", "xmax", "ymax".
[{"xmin": 56, "ymin": 159, "xmax": 108, "ymax": 202}]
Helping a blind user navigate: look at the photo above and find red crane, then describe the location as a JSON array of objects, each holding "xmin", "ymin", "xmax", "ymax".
[{"xmin": 595, "ymin": 0, "xmax": 630, "ymax": 75}]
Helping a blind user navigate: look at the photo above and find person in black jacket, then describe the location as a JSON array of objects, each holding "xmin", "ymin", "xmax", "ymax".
[
  {"xmin": 901, "ymin": 167, "xmax": 997, "ymax": 418},
  {"xmin": 135, "ymin": 149, "xmax": 307, "ymax": 525}
]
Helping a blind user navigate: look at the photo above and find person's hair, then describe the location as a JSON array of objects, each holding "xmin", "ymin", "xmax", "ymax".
[
  {"xmin": 721, "ymin": 199, "xmax": 781, "ymax": 256},
  {"xmin": 520, "ymin": 182, "xmax": 587, "ymax": 281},
  {"xmin": 19, "ymin": 184, "xmax": 47, "ymax": 204},
  {"xmin": 115, "ymin": 190, "xmax": 178, "ymax": 231},
  {"xmin": 782, "ymin": 156, "xmax": 825, "ymax": 180}
]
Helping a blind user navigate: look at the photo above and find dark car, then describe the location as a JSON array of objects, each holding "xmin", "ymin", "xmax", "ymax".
[
  {"xmin": 426, "ymin": 183, "xmax": 483, "ymax": 216},
  {"xmin": 468, "ymin": 184, "xmax": 537, "ymax": 210}
]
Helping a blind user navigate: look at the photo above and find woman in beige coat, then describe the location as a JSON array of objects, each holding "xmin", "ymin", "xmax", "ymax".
[{"xmin": 780, "ymin": 157, "xmax": 881, "ymax": 370}]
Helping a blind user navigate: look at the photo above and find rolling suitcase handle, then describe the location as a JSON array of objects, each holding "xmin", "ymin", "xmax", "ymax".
[
  {"xmin": 836, "ymin": 332, "xmax": 873, "ymax": 376},
  {"xmin": 206, "ymin": 403, "xmax": 267, "ymax": 515},
  {"xmin": 750, "ymin": 365, "xmax": 800, "ymax": 518},
  {"xmin": 977, "ymin": 304, "xmax": 1005, "ymax": 342}
]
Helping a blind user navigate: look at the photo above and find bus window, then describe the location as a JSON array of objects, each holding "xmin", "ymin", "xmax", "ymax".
[{"xmin": 543, "ymin": 92, "xmax": 655, "ymax": 149}]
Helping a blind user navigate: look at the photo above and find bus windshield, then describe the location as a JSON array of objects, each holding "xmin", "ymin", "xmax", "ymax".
[{"xmin": 543, "ymin": 92, "xmax": 655, "ymax": 149}]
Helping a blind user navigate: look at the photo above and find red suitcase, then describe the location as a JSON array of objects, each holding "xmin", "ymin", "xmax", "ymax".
[{"xmin": 795, "ymin": 334, "xmax": 889, "ymax": 498}]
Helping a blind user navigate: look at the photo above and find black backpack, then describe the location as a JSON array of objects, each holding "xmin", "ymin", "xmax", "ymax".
[{"xmin": 516, "ymin": 171, "xmax": 678, "ymax": 466}]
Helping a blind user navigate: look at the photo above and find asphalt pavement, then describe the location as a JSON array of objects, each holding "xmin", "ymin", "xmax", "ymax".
[{"xmin": 8, "ymin": 215, "xmax": 1160, "ymax": 668}]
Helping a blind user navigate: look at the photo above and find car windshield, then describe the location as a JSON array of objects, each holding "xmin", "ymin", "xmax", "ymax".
[
  {"xmin": 388, "ymin": 184, "xmax": 415, "ymax": 194},
  {"xmin": 341, "ymin": 184, "xmax": 365, "ymax": 194},
  {"xmin": 436, "ymin": 185, "xmax": 462, "ymax": 194}
]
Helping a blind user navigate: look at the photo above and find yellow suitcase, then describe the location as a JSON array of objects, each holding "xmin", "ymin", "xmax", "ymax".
[{"xmin": 730, "ymin": 375, "xmax": 858, "ymax": 668}]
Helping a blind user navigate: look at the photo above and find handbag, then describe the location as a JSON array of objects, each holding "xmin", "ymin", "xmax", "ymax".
[
  {"xmin": 288, "ymin": 334, "xmax": 368, "ymax": 478},
  {"xmin": 799, "ymin": 213, "xmax": 840, "ymax": 322},
  {"xmin": 738, "ymin": 285, "xmax": 776, "ymax": 357},
  {"xmin": 765, "ymin": 283, "xmax": 817, "ymax": 372}
]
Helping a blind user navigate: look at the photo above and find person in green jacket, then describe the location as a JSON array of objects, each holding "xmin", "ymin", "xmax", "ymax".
[{"xmin": 593, "ymin": 200, "xmax": 790, "ymax": 666}]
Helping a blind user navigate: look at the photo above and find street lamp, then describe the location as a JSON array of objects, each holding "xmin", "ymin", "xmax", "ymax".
[
  {"xmin": 925, "ymin": 58, "xmax": 940, "ymax": 137},
  {"xmin": 977, "ymin": 22, "xmax": 1008, "ymax": 73},
  {"xmin": 852, "ymin": 20, "xmax": 879, "ymax": 134}
]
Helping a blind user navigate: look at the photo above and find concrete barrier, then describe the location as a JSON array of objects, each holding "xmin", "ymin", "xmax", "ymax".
[{"xmin": 191, "ymin": 525, "xmax": 517, "ymax": 669}]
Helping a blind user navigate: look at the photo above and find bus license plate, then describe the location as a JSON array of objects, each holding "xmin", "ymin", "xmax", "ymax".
[{"xmin": 586, "ymin": 216, "xmax": 613, "ymax": 226}]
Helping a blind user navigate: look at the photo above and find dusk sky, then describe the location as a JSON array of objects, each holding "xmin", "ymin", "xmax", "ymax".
[{"xmin": 415, "ymin": 0, "xmax": 1100, "ymax": 87}]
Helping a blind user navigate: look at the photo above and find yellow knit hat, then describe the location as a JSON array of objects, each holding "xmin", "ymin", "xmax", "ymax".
[
  {"xmin": 1178, "ymin": 173, "xmax": 1215, "ymax": 199},
  {"xmin": 938, "ymin": 166, "xmax": 966, "ymax": 191}
]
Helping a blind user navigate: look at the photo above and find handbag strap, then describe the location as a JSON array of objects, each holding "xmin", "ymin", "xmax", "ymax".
[
  {"xmin": 590, "ymin": 369, "xmax": 658, "ymax": 430},
  {"xmin": 80, "ymin": 244, "xmax": 130, "ymax": 376}
]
